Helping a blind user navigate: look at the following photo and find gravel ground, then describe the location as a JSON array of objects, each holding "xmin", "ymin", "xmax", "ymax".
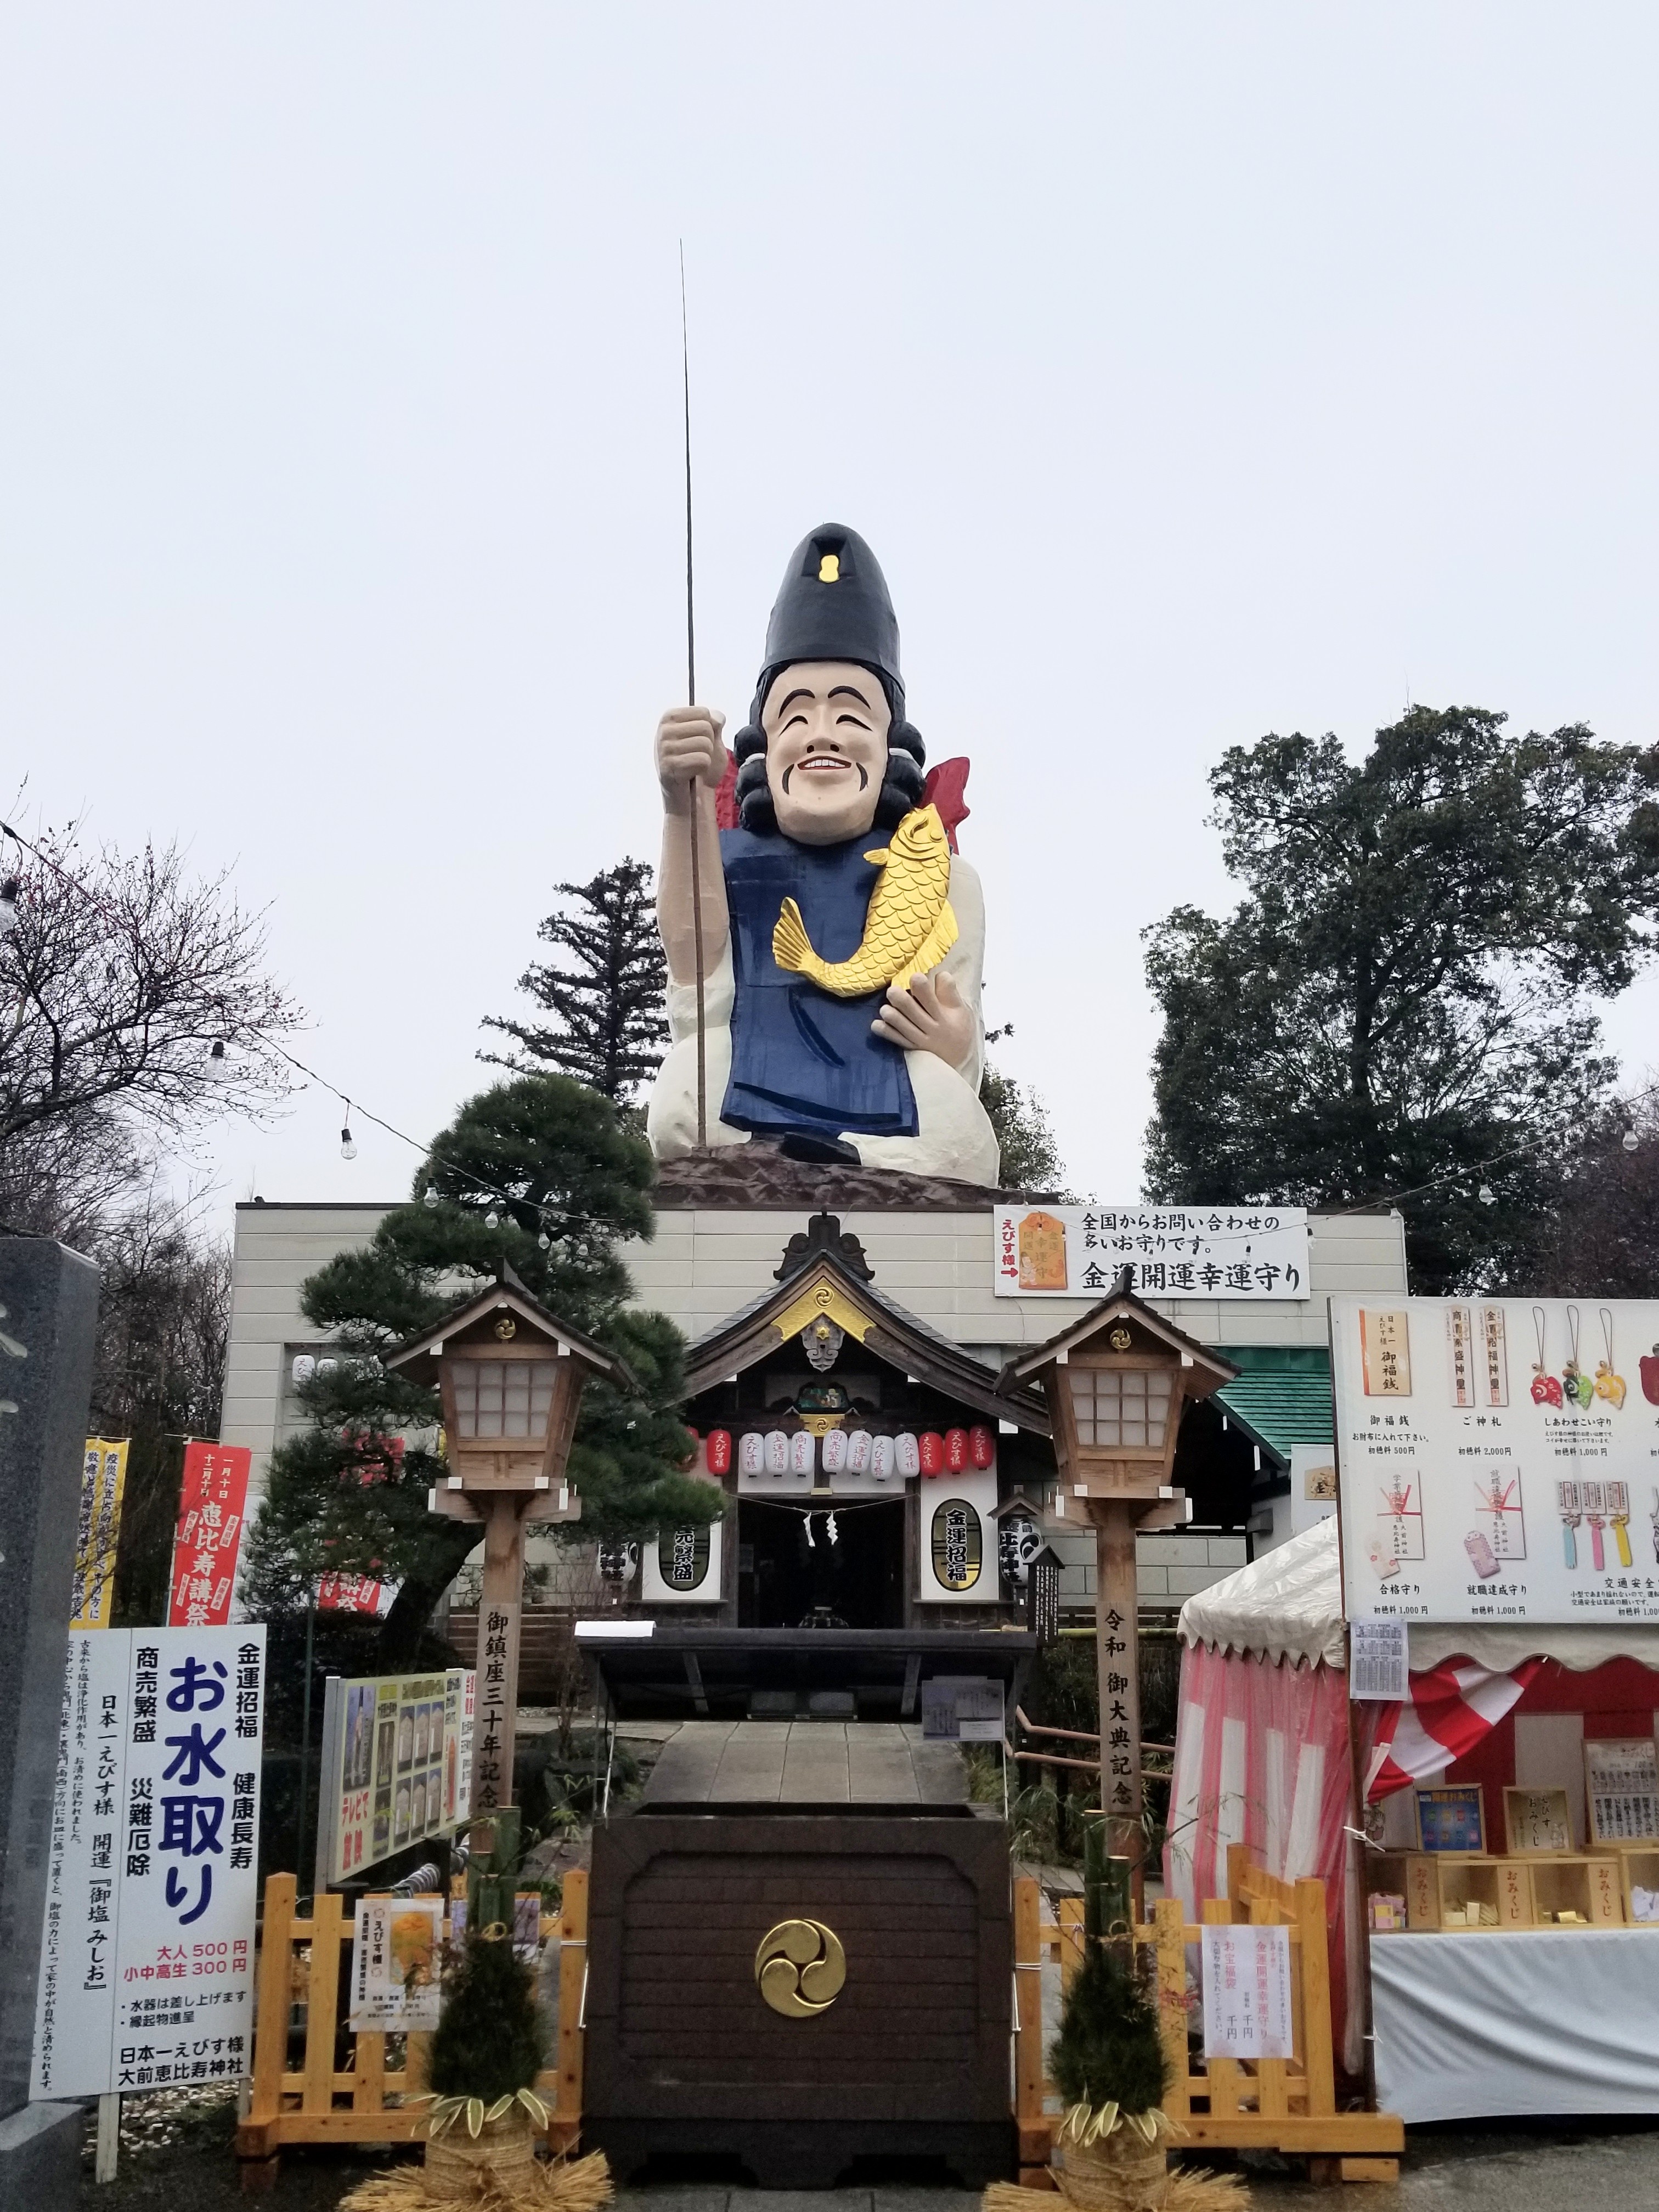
[{"xmin": 78, "ymin": 2107, "xmax": 1659, "ymax": 2211}]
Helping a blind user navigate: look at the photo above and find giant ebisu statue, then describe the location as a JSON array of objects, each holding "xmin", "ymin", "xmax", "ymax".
[{"xmin": 648, "ymin": 525, "xmax": 1001, "ymax": 1186}]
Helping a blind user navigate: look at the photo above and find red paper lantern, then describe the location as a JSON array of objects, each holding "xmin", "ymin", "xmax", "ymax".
[
  {"xmin": 706, "ymin": 1429, "xmax": 732, "ymax": 1475},
  {"xmin": 945, "ymin": 1427, "xmax": 968, "ymax": 1471},
  {"xmin": 918, "ymin": 1431, "xmax": 945, "ymax": 1476},
  {"xmin": 969, "ymin": 1424, "xmax": 995, "ymax": 1469}
]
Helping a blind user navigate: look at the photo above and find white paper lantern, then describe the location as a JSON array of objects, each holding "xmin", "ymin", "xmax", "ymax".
[
  {"xmin": 791, "ymin": 1430, "xmax": 815, "ymax": 1476},
  {"xmin": 821, "ymin": 1428, "xmax": 848, "ymax": 1474},
  {"xmin": 740, "ymin": 1431, "xmax": 765, "ymax": 1476},
  {"xmin": 291, "ymin": 1354, "xmax": 316, "ymax": 1389},
  {"xmin": 765, "ymin": 1429, "xmax": 789, "ymax": 1474},
  {"xmin": 895, "ymin": 1432, "xmax": 920, "ymax": 1477},
  {"xmin": 872, "ymin": 1434, "xmax": 896, "ymax": 1482},
  {"xmin": 847, "ymin": 1429, "xmax": 873, "ymax": 1474}
]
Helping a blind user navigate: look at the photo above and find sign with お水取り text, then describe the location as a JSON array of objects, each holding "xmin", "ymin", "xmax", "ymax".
[
  {"xmin": 993, "ymin": 1207, "xmax": 1310, "ymax": 1300},
  {"xmin": 31, "ymin": 1627, "xmax": 265, "ymax": 2101}
]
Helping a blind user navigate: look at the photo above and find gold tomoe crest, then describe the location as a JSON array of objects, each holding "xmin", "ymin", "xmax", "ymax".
[{"xmin": 754, "ymin": 1918, "xmax": 846, "ymax": 2017}]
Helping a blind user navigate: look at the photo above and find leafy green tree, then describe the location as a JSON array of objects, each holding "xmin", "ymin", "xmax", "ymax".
[
  {"xmin": 241, "ymin": 1074, "xmax": 722, "ymax": 1658},
  {"xmin": 1143, "ymin": 707, "xmax": 1659, "ymax": 1293},
  {"xmin": 980, "ymin": 1024, "xmax": 1071, "ymax": 1194},
  {"xmin": 481, "ymin": 857, "xmax": 668, "ymax": 1108}
]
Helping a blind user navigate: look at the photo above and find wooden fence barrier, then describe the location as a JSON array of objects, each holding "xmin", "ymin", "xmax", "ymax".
[
  {"xmin": 1013, "ymin": 1850, "xmax": 1401, "ymax": 2188},
  {"xmin": 236, "ymin": 1870, "xmax": 588, "ymax": 2184}
]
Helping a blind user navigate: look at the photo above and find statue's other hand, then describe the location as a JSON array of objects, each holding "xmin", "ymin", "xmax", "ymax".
[
  {"xmin": 656, "ymin": 706, "xmax": 727, "ymax": 811},
  {"xmin": 871, "ymin": 969, "xmax": 977, "ymax": 1074}
]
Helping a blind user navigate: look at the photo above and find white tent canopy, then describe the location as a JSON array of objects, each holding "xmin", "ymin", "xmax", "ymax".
[{"xmin": 1177, "ymin": 1515, "xmax": 1659, "ymax": 1673}]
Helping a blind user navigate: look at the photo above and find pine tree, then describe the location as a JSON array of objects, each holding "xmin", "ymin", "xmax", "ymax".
[
  {"xmin": 430, "ymin": 1932, "xmax": 545, "ymax": 2104},
  {"xmin": 1049, "ymin": 1943, "xmax": 1171, "ymax": 2118},
  {"xmin": 240, "ymin": 1073, "xmax": 723, "ymax": 1658},
  {"xmin": 482, "ymin": 858, "xmax": 669, "ymax": 1106}
]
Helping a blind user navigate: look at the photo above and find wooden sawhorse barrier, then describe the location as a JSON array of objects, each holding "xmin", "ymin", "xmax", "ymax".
[
  {"xmin": 236, "ymin": 1870, "xmax": 589, "ymax": 2188},
  {"xmin": 1014, "ymin": 1848, "xmax": 1402, "ymax": 2189}
]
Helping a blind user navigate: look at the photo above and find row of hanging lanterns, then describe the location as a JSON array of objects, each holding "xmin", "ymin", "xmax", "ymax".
[{"xmin": 698, "ymin": 1424, "xmax": 995, "ymax": 1481}]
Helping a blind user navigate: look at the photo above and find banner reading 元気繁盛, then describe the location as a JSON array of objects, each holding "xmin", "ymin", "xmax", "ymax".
[{"xmin": 30, "ymin": 1626, "xmax": 265, "ymax": 2101}]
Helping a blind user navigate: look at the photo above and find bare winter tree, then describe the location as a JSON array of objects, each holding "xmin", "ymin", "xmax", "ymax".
[{"xmin": 0, "ymin": 826, "xmax": 301, "ymax": 1170}]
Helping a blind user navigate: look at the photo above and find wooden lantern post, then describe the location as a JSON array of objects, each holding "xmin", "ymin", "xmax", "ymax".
[
  {"xmin": 385, "ymin": 1265, "xmax": 634, "ymax": 1815},
  {"xmin": 998, "ymin": 1271, "xmax": 1235, "ymax": 1869}
]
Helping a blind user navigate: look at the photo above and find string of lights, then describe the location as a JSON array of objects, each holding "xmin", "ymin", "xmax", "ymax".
[{"xmin": 3, "ymin": 812, "xmax": 1650, "ymax": 1243}]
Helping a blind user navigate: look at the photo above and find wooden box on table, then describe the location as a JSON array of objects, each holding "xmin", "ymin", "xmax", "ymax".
[
  {"xmin": 1529, "ymin": 1854, "xmax": 1623, "ymax": 1926},
  {"xmin": 1435, "ymin": 1856, "xmax": 1533, "ymax": 1930},
  {"xmin": 1618, "ymin": 1847, "xmax": 1659, "ymax": 1925}
]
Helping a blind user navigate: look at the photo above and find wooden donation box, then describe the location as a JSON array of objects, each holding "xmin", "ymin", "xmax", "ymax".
[{"xmin": 583, "ymin": 1804, "xmax": 1014, "ymax": 2187}]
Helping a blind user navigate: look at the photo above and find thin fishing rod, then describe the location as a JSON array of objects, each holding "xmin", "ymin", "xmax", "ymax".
[{"xmin": 680, "ymin": 240, "xmax": 708, "ymax": 1148}]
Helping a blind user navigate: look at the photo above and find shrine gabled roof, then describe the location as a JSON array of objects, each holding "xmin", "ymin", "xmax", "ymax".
[
  {"xmin": 994, "ymin": 1266, "xmax": 1237, "ymax": 1396},
  {"xmin": 682, "ymin": 1212, "xmax": 1052, "ymax": 1436},
  {"xmin": 384, "ymin": 1260, "xmax": 634, "ymax": 1389}
]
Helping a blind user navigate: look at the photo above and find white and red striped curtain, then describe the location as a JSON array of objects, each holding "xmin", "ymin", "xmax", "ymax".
[
  {"xmin": 1359, "ymin": 1656, "xmax": 1544, "ymax": 1801},
  {"xmin": 1165, "ymin": 1641, "xmax": 1360, "ymax": 2071}
]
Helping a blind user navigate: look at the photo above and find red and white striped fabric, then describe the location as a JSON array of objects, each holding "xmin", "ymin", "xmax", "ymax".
[{"xmin": 1363, "ymin": 1657, "xmax": 1544, "ymax": 1801}]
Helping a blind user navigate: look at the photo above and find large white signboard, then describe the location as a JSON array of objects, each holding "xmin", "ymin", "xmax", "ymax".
[
  {"xmin": 314, "ymin": 1666, "xmax": 475, "ymax": 1889},
  {"xmin": 32, "ymin": 1627, "xmax": 266, "ymax": 2100},
  {"xmin": 994, "ymin": 1206, "xmax": 1310, "ymax": 1300},
  {"xmin": 1332, "ymin": 1296, "xmax": 1659, "ymax": 1624}
]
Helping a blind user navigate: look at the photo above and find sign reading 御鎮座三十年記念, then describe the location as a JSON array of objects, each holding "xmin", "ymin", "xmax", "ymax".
[
  {"xmin": 1331, "ymin": 1294, "xmax": 1659, "ymax": 1625},
  {"xmin": 30, "ymin": 1627, "xmax": 266, "ymax": 2102},
  {"xmin": 992, "ymin": 1206, "xmax": 1310, "ymax": 1300}
]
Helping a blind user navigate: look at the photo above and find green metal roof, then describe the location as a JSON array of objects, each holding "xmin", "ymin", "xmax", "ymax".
[{"xmin": 1214, "ymin": 1345, "xmax": 1334, "ymax": 1457}]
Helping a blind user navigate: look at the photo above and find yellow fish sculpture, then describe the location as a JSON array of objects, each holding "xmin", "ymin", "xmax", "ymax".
[{"xmin": 772, "ymin": 803, "xmax": 958, "ymax": 998}]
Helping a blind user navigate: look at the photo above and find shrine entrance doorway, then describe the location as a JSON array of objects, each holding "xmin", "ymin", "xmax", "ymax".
[{"xmin": 738, "ymin": 1496, "xmax": 906, "ymax": 1629}]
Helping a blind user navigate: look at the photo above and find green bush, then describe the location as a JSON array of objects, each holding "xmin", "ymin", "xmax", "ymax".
[
  {"xmin": 1049, "ymin": 1944, "xmax": 1170, "ymax": 2118},
  {"xmin": 429, "ymin": 1933, "xmax": 545, "ymax": 2102}
]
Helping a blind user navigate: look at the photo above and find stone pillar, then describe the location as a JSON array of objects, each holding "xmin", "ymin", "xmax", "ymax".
[
  {"xmin": 0, "ymin": 1238, "xmax": 100, "ymax": 2204},
  {"xmin": 1092, "ymin": 1503, "xmax": 1142, "ymax": 1866}
]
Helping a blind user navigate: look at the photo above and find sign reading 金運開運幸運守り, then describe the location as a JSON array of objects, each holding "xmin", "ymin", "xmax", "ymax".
[
  {"xmin": 992, "ymin": 1206, "xmax": 1310, "ymax": 1300},
  {"xmin": 30, "ymin": 1626, "xmax": 265, "ymax": 2102}
]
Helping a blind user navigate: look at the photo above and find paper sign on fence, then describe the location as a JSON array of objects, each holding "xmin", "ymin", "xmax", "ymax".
[
  {"xmin": 1201, "ymin": 1924, "xmax": 1294, "ymax": 2061},
  {"xmin": 348, "ymin": 1897, "xmax": 444, "ymax": 2033}
]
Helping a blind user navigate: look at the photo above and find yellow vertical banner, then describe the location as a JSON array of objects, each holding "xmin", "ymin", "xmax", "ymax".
[{"xmin": 70, "ymin": 1437, "xmax": 128, "ymax": 1629}]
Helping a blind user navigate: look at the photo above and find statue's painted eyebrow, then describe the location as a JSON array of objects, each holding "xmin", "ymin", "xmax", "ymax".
[
  {"xmin": 828, "ymin": 685, "xmax": 871, "ymax": 708},
  {"xmin": 776, "ymin": 688, "xmax": 814, "ymax": 715}
]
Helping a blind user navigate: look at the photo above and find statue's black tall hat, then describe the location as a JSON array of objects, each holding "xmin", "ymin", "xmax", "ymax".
[{"xmin": 755, "ymin": 524, "xmax": 904, "ymax": 713}]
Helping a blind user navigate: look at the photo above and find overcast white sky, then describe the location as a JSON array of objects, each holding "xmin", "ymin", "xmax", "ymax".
[{"xmin": 5, "ymin": 5, "xmax": 1657, "ymax": 1227}]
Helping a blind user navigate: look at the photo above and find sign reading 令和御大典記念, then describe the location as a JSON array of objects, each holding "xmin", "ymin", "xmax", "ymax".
[
  {"xmin": 1331, "ymin": 1294, "xmax": 1659, "ymax": 1625},
  {"xmin": 314, "ymin": 1667, "xmax": 475, "ymax": 1890},
  {"xmin": 992, "ymin": 1206, "xmax": 1310, "ymax": 1300},
  {"xmin": 30, "ymin": 1627, "xmax": 266, "ymax": 2102}
]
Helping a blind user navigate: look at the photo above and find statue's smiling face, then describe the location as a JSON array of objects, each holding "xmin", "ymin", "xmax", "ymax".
[{"xmin": 762, "ymin": 661, "xmax": 891, "ymax": 845}]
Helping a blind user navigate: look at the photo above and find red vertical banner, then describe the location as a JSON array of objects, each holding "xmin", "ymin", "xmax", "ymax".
[{"xmin": 166, "ymin": 1441, "xmax": 253, "ymax": 1626}]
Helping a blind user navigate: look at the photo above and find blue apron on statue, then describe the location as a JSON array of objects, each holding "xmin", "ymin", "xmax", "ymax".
[{"xmin": 720, "ymin": 827, "xmax": 918, "ymax": 1139}]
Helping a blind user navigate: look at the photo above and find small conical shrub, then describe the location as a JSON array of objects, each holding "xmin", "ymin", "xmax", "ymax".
[
  {"xmin": 1049, "ymin": 1943, "xmax": 1170, "ymax": 2118},
  {"xmin": 429, "ymin": 1932, "xmax": 545, "ymax": 2104}
]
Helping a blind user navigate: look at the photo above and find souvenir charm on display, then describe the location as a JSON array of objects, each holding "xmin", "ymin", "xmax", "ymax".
[
  {"xmin": 1561, "ymin": 1305, "xmax": 1595, "ymax": 1409},
  {"xmin": 1558, "ymin": 1480, "xmax": 1582, "ymax": 1570},
  {"xmin": 1531, "ymin": 1307, "xmax": 1564, "ymax": 1407},
  {"xmin": 1581, "ymin": 1480, "xmax": 1607, "ymax": 1572},
  {"xmin": 1605, "ymin": 1480, "xmax": 1633, "ymax": 1567},
  {"xmin": 1640, "ymin": 1343, "xmax": 1659, "ymax": 1407},
  {"xmin": 1594, "ymin": 1308, "xmax": 1627, "ymax": 1407}
]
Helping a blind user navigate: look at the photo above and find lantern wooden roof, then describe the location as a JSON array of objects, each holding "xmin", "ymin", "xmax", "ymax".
[
  {"xmin": 383, "ymin": 1261, "xmax": 634, "ymax": 1391},
  {"xmin": 993, "ymin": 1266, "xmax": 1237, "ymax": 1397},
  {"xmin": 682, "ymin": 1210, "xmax": 1051, "ymax": 1435}
]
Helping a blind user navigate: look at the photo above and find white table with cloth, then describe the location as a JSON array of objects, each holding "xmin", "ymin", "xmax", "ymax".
[{"xmin": 1370, "ymin": 1929, "xmax": 1659, "ymax": 2121}]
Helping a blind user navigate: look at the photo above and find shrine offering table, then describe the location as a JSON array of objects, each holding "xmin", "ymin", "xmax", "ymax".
[{"xmin": 1371, "ymin": 1929, "xmax": 1659, "ymax": 2122}]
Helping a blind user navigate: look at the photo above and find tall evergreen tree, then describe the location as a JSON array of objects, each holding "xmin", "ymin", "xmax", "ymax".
[
  {"xmin": 240, "ymin": 1074, "xmax": 721, "ymax": 1658},
  {"xmin": 482, "ymin": 858, "xmax": 668, "ymax": 1105},
  {"xmin": 1142, "ymin": 707, "xmax": 1659, "ymax": 1293}
]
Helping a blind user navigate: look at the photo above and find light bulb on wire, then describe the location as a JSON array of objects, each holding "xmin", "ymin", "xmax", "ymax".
[
  {"xmin": 485, "ymin": 1210, "xmax": 499, "ymax": 1230},
  {"xmin": 424, "ymin": 1183, "xmax": 439, "ymax": 1209},
  {"xmin": 1478, "ymin": 1184, "xmax": 1496, "ymax": 1206},
  {"xmin": 537, "ymin": 1229, "xmax": 550, "ymax": 1251},
  {"xmin": 340, "ymin": 1108, "xmax": 357, "ymax": 1161},
  {"xmin": 1623, "ymin": 1128, "xmax": 1640, "ymax": 1154},
  {"xmin": 206, "ymin": 1038, "xmax": 227, "ymax": 1080},
  {"xmin": 0, "ymin": 876, "xmax": 20, "ymax": 939}
]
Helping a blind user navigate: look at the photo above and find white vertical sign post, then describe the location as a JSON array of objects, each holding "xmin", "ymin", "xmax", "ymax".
[{"xmin": 31, "ymin": 1627, "xmax": 266, "ymax": 2103}]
